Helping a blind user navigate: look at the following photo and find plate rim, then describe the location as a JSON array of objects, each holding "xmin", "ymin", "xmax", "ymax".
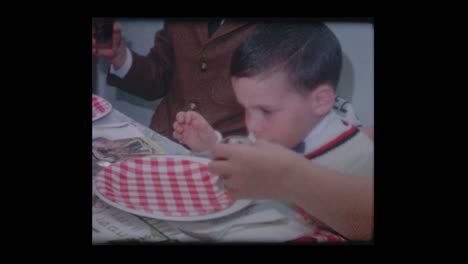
[{"xmin": 92, "ymin": 94, "xmax": 112, "ymax": 121}]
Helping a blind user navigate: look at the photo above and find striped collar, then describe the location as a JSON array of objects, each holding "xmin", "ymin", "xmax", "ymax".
[{"xmin": 300, "ymin": 111, "xmax": 359, "ymax": 159}]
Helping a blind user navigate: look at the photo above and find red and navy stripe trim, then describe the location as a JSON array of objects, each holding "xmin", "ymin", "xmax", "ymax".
[{"xmin": 304, "ymin": 124, "xmax": 359, "ymax": 160}]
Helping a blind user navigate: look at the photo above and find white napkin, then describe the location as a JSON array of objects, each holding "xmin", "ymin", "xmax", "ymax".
[{"xmin": 167, "ymin": 201, "xmax": 313, "ymax": 242}]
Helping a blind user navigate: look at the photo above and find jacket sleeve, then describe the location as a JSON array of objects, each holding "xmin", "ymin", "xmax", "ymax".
[{"xmin": 106, "ymin": 23, "xmax": 174, "ymax": 101}]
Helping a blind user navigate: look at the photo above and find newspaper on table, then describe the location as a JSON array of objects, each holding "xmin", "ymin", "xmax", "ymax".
[{"xmin": 91, "ymin": 135, "xmax": 183, "ymax": 243}]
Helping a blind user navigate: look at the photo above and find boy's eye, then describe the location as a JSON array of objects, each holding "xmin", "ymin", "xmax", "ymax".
[{"xmin": 260, "ymin": 108, "xmax": 272, "ymax": 115}]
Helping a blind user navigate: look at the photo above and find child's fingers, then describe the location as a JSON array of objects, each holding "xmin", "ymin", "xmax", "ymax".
[
  {"xmin": 173, "ymin": 122, "xmax": 184, "ymax": 133},
  {"xmin": 175, "ymin": 111, "xmax": 186, "ymax": 123},
  {"xmin": 210, "ymin": 143, "xmax": 247, "ymax": 160},
  {"xmin": 219, "ymin": 179, "xmax": 240, "ymax": 198},
  {"xmin": 185, "ymin": 111, "xmax": 197, "ymax": 126},
  {"xmin": 191, "ymin": 116, "xmax": 204, "ymax": 130},
  {"xmin": 208, "ymin": 159, "xmax": 235, "ymax": 176},
  {"xmin": 172, "ymin": 131, "xmax": 183, "ymax": 142},
  {"xmin": 192, "ymin": 111, "xmax": 210, "ymax": 129}
]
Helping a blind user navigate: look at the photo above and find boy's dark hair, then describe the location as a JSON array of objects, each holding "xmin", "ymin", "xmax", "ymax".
[{"xmin": 230, "ymin": 22, "xmax": 342, "ymax": 94}]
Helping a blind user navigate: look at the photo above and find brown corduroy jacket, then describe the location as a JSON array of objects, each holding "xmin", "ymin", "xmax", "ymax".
[{"xmin": 107, "ymin": 20, "xmax": 256, "ymax": 141}]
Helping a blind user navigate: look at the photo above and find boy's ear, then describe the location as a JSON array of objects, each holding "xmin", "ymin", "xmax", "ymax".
[{"xmin": 308, "ymin": 84, "xmax": 335, "ymax": 116}]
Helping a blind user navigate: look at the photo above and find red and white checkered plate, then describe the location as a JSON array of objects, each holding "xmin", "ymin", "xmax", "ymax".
[{"xmin": 94, "ymin": 155, "xmax": 251, "ymax": 221}]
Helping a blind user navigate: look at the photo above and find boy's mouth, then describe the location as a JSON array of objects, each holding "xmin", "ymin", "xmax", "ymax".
[{"xmin": 220, "ymin": 132, "xmax": 256, "ymax": 145}]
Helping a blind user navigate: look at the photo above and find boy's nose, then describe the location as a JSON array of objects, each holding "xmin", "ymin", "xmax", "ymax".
[{"xmin": 246, "ymin": 116, "xmax": 260, "ymax": 135}]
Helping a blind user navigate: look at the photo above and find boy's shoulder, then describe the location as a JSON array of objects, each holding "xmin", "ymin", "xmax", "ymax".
[{"xmin": 313, "ymin": 131, "xmax": 373, "ymax": 177}]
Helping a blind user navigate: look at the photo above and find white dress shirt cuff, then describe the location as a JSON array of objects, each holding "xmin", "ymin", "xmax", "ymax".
[{"xmin": 109, "ymin": 47, "xmax": 133, "ymax": 78}]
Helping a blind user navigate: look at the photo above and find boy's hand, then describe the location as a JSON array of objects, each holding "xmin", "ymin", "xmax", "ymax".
[
  {"xmin": 172, "ymin": 111, "xmax": 218, "ymax": 152},
  {"xmin": 207, "ymin": 139, "xmax": 301, "ymax": 199}
]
